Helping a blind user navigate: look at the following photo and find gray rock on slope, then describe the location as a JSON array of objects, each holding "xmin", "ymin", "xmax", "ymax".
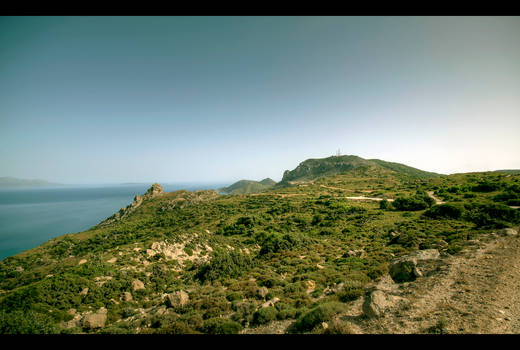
[
  {"xmin": 81, "ymin": 308, "xmax": 108, "ymax": 329},
  {"xmin": 164, "ymin": 291, "xmax": 189, "ymax": 308},
  {"xmin": 389, "ymin": 249, "xmax": 440, "ymax": 283}
]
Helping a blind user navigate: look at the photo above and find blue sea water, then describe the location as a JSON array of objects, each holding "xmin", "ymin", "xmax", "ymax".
[{"xmin": 0, "ymin": 183, "xmax": 227, "ymax": 261}]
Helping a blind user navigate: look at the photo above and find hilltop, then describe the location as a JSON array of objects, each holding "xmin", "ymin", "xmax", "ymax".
[
  {"xmin": 277, "ymin": 155, "xmax": 440, "ymax": 186},
  {"xmin": 0, "ymin": 156, "xmax": 519, "ymax": 334},
  {"xmin": 0, "ymin": 177, "xmax": 63, "ymax": 188},
  {"xmin": 219, "ymin": 178, "xmax": 276, "ymax": 195}
]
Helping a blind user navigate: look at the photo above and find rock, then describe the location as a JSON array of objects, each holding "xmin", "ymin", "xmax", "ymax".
[
  {"xmin": 107, "ymin": 257, "xmax": 117, "ymax": 263},
  {"xmin": 362, "ymin": 289, "xmax": 406, "ymax": 318},
  {"xmin": 389, "ymin": 249, "xmax": 440, "ymax": 283},
  {"xmin": 123, "ymin": 292, "xmax": 133, "ymax": 302},
  {"xmin": 15, "ymin": 266, "xmax": 24, "ymax": 272},
  {"xmin": 346, "ymin": 249, "xmax": 364, "ymax": 258},
  {"xmin": 132, "ymin": 279, "xmax": 145, "ymax": 291},
  {"xmin": 305, "ymin": 280, "xmax": 316, "ymax": 294},
  {"xmin": 256, "ymin": 286, "xmax": 269, "ymax": 299},
  {"xmin": 80, "ymin": 288, "xmax": 89, "ymax": 296},
  {"xmin": 164, "ymin": 291, "xmax": 189, "ymax": 308},
  {"xmin": 78, "ymin": 259, "xmax": 87, "ymax": 265},
  {"xmin": 389, "ymin": 257, "xmax": 421, "ymax": 283},
  {"xmin": 81, "ymin": 308, "xmax": 107, "ymax": 329},
  {"xmin": 500, "ymin": 228, "xmax": 518, "ymax": 236},
  {"xmin": 144, "ymin": 183, "xmax": 165, "ymax": 198},
  {"xmin": 412, "ymin": 249, "xmax": 440, "ymax": 261},
  {"xmin": 261, "ymin": 297, "xmax": 280, "ymax": 308},
  {"xmin": 67, "ymin": 308, "xmax": 77, "ymax": 316}
]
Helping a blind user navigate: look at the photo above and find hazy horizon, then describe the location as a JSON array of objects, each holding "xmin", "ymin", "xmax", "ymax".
[{"xmin": 2, "ymin": 16, "xmax": 519, "ymax": 183}]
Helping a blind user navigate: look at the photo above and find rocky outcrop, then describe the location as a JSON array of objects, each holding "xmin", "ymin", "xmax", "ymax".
[
  {"xmin": 123, "ymin": 292, "xmax": 133, "ymax": 302},
  {"xmin": 362, "ymin": 289, "xmax": 406, "ymax": 318},
  {"xmin": 81, "ymin": 307, "xmax": 107, "ymax": 330},
  {"xmin": 98, "ymin": 183, "xmax": 165, "ymax": 227},
  {"xmin": 164, "ymin": 291, "xmax": 189, "ymax": 308},
  {"xmin": 256, "ymin": 287, "xmax": 269, "ymax": 299},
  {"xmin": 132, "ymin": 279, "xmax": 145, "ymax": 291},
  {"xmin": 261, "ymin": 297, "xmax": 280, "ymax": 308},
  {"xmin": 389, "ymin": 249, "xmax": 440, "ymax": 283},
  {"xmin": 500, "ymin": 227, "xmax": 518, "ymax": 236}
]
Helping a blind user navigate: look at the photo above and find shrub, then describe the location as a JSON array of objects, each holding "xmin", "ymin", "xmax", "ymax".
[
  {"xmin": 379, "ymin": 199, "xmax": 391, "ymax": 210},
  {"xmin": 289, "ymin": 302, "xmax": 346, "ymax": 333},
  {"xmin": 199, "ymin": 317, "xmax": 243, "ymax": 334},
  {"xmin": 0, "ymin": 310, "xmax": 58, "ymax": 334},
  {"xmin": 393, "ymin": 192, "xmax": 433, "ymax": 211},
  {"xmin": 472, "ymin": 181, "xmax": 500, "ymax": 192},
  {"xmin": 195, "ymin": 249, "xmax": 255, "ymax": 282},
  {"xmin": 423, "ymin": 204, "xmax": 463, "ymax": 220},
  {"xmin": 464, "ymin": 203, "xmax": 519, "ymax": 228},
  {"xmin": 251, "ymin": 307, "xmax": 278, "ymax": 326},
  {"xmin": 321, "ymin": 320, "xmax": 353, "ymax": 334}
]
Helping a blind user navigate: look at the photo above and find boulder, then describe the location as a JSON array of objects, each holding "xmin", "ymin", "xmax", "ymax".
[
  {"xmin": 362, "ymin": 289, "xmax": 406, "ymax": 318},
  {"xmin": 261, "ymin": 297, "xmax": 280, "ymax": 308},
  {"xmin": 412, "ymin": 249, "xmax": 440, "ymax": 261},
  {"xmin": 389, "ymin": 249, "xmax": 440, "ymax": 283},
  {"xmin": 80, "ymin": 288, "xmax": 89, "ymax": 296},
  {"xmin": 389, "ymin": 257, "xmax": 421, "ymax": 283},
  {"xmin": 123, "ymin": 292, "xmax": 133, "ymax": 302},
  {"xmin": 305, "ymin": 280, "xmax": 316, "ymax": 294},
  {"xmin": 132, "ymin": 279, "xmax": 145, "ymax": 291},
  {"xmin": 500, "ymin": 228, "xmax": 518, "ymax": 236},
  {"xmin": 256, "ymin": 286, "xmax": 269, "ymax": 299},
  {"xmin": 164, "ymin": 291, "xmax": 189, "ymax": 308},
  {"xmin": 81, "ymin": 308, "xmax": 107, "ymax": 329}
]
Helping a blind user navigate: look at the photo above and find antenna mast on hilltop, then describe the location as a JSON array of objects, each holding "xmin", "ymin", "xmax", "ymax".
[{"xmin": 336, "ymin": 149, "xmax": 341, "ymax": 157}]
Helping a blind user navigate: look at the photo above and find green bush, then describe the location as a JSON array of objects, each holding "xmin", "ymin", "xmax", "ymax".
[
  {"xmin": 379, "ymin": 199, "xmax": 391, "ymax": 210},
  {"xmin": 199, "ymin": 317, "xmax": 243, "ymax": 334},
  {"xmin": 195, "ymin": 249, "xmax": 255, "ymax": 282},
  {"xmin": 472, "ymin": 181, "xmax": 500, "ymax": 192},
  {"xmin": 289, "ymin": 302, "xmax": 346, "ymax": 333},
  {"xmin": 464, "ymin": 203, "xmax": 519, "ymax": 228},
  {"xmin": 251, "ymin": 306, "xmax": 278, "ymax": 326},
  {"xmin": 393, "ymin": 192, "xmax": 433, "ymax": 211},
  {"xmin": 423, "ymin": 204, "xmax": 463, "ymax": 219},
  {"xmin": 0, "ymin": 310, "xmax": 58, "ymax": 334}
]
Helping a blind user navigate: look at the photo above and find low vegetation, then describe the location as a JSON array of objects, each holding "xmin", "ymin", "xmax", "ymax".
[{"xmin": 0, "ymin": 156, "xmax": 518, "ymax": 334}]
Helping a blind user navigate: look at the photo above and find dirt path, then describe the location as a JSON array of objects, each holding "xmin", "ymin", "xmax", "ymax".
[
  {"xmin": 427, "ymin": 191, "xmax": 445, "ymax": 205},
  {"xmin": 351, "ymin": 231, "xmax": 520, "ymax": 334}
]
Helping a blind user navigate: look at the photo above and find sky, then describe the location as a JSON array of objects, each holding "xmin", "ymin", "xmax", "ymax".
[{"xmin": 1, "ymin": 16, "xmax": 519, "ymax": 184}]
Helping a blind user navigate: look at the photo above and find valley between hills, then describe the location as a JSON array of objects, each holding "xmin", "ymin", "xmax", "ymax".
[{"xmin": 1, "ymin": 155, "xmax": 519, "ymax": 334}]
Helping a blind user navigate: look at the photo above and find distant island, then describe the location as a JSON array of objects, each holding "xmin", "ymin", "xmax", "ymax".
[{"xmin": 0, "ymin": 177, "xmax": 63, "ymax": 188}]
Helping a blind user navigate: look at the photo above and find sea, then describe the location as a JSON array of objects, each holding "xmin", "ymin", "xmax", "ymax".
[{"xmin": 0, "ymin": 182, "xmax": 228, "ymax": 261}]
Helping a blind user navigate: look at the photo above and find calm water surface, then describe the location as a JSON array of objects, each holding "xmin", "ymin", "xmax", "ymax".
[{"xmin": 0, "ymin": 183, "xmax": 227, "ymax": 261}]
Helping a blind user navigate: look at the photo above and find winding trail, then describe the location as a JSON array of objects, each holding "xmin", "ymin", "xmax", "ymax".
[{"xmin": 427, "ymin": 191, "xmax": 445, "ymax": 205}]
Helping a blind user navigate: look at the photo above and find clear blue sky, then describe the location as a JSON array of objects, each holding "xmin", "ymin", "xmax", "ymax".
[{"xmin": 1, "ymin": 16, "xmax": 519, "ymax": 184}]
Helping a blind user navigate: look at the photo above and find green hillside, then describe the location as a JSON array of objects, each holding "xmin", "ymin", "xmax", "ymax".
[
  {"xmin": 278, "ymin": 155, "xmax": 441, "ymax": 186},
  {"xmin": 0, "ymin": 158, "xmax": 519, "ymax": 334},
  {"xmin": 219, "ymin": 178, "xmax": 276, "ymax": 195}
]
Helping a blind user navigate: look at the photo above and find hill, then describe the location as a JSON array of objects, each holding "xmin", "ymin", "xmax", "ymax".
[
  {"xmin": 0, "ymin": 158, "xmax": 519, "ymax": 334},
  {"xmin": 0, "ymin": 177, "xmax": 62, "ymax": 188},
  {"xmin": 277, "ymin": 155, "xmax": 441, "ymax": 186},
  {"xmin": 219, "ymin": 178, "xmax": 276, "ymax": 195}
]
